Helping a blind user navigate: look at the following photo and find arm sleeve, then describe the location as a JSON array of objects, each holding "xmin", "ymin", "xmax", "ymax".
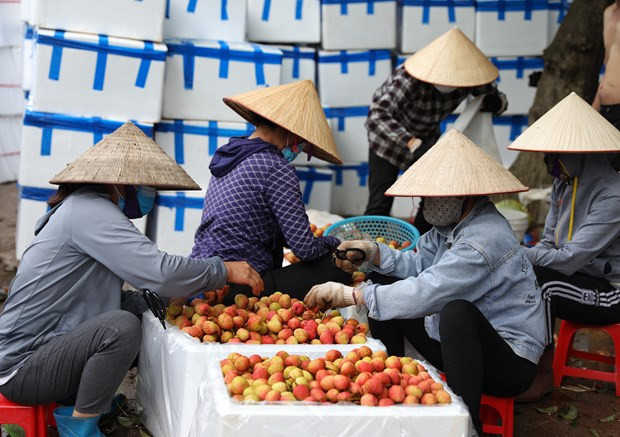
[
  {"xmin": 526, "ymin": 191, "xmax": 620, "ymax": 276},
  {"xmin": 366, "ymin": 71, "xmax": 416, "ymax": 149},
  {"xmin": 371, "ymin": 232, "xmax": 440, "ymax": 279},
  {"xmin": 71, "ymin": 201, "xmax": 227, "ymax": 298},
  {"xmin": 364, "ymin": 241, "xmax": 490, "ymax": 321},
  {"xmin": 264, "ymin": 164, "xmax": 338, "ymax": 260}
]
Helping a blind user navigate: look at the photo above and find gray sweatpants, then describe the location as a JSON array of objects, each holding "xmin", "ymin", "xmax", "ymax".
[{"xmin": 0, "ymin": 310, "xmax": 141, "ymax": 414}]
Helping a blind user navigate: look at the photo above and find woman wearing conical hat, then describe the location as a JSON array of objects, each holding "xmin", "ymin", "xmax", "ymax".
[
  {"xmin": 365, "ymin": 27, "xmax": 507, "ymax": 234},
  {"xmin": 0, "ymin": 123, "xmax": 262, "ymax": 437},
  {"xmin": 190, "ymin": 80, "xmax": 351, "ymax": 303},
  {"xmin": 305, "ymin": 130, "xmax": 545, "ymax": 435},
  {"xmin": 508, "ymin": 93, "xmax": 620, "ymax": 402}
]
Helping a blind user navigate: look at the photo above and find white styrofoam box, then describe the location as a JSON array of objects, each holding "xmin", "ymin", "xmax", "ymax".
[
  {"xmin": 30, "ymin": 0, "xmax": 166, "ymax": 42},
  {"xmin": 247, "ymin": 0, "xmax": 320, "ymax": 43},
  {"xmin": 390, "ymin": 195, "xmax": 419, "ymax": 221},
  {"xmin": 294, "ymin": 165, "xmax": 333, "ymax": 212},
  {"xmin": 547, "ymin": 0, "xmax": 571, "ymax": 44},
  {"xmin": 150, "ymin": 190, "xmax": 205, "ymax": 256},
  {"xmin": 491, "ymin": 56, "xmax": 543, "ymax": 115},
  {"xmin": 321, "ymin": 0, "xmax": 397, "ymax": 50},
  {"xmin": 192, "ymin": 346, "xmax": 470, "ymax": 436},
  {"xmin": 155, "ymin": 119, "xmax": 254, "ymax": 187},
  {"xmin": 324, "ymin": 106, "xmax": 369, "ymax": 162},
  {"xmin": 317, "ymin": 50, "xmax": 392, "ymax": 107},
  {"xmin": 0, "ymin": 1, "xmax": 22, "ymax": 47},
  {"xmin": 16, "ymin": 185, "xmax": 147, "ymax": 259},
  {"xmin": 163, "ymin": 40, "xmax": 282, "ymax": 122},
  {"xmin": 0, "ymin": 46, "xmax": 22, "ymax": 84},
  {"xmin": 164, "ymin": 0, "xmax": 247, "ymax": 42},
  {"xmin": 19, "ymin": 110, "xmax": 154, "ymax": 189},
  {"xmin": 475, "ymin": 0, "xmax": 549, "ymax": 56},
  {"xmin": 398, "ymin": 0, "xmax": 475, "ymax": 53},
  {"xmin": 329, "ymin": 162, "xmax": 369, "ymax": 216},
  {"xmin": 22, "ymin": 26, "xmax": 34, "ymax": 91},
  {"xmin": 0, "ymin": 115, "xmax": 21, "ymax": 183},
  {"xmin": 440, "ymin": 113, "xmax": 528, "ymax": 168},
  {"xmin": 276, "ymin": 45, "xmax": 316, "ymax": 84},
  {"xmin": 20, "ymin": 0, "xmax": 33, "ymax": 24},
  {"xmin": 138, "ymin": 311, "xmax": 388, "ymax": 437},
  {"xmin": 31, "ymin": 29, "xmax": 167, "ymax": 122},
  {"xmin": 0, "ymin": 86, "xmax": 24, "ymax": 116}
]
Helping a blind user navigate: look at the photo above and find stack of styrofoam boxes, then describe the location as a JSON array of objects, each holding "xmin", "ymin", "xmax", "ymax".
[
  {"xmin": 150, "ymin": 1, "xmax": 283, "ymax": 256},
  {"xmin": 0, "ymin": 0, "xmax": 24, "ymax": 184},
  {"xmin": 15, "ymin": 0, "xmax": 168, "ymax": 258}
]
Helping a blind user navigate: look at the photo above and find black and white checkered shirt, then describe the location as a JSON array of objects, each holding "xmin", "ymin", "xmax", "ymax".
[{"xmin": 365, "ymin": 65, "xmax": 496, "ymax": 170}]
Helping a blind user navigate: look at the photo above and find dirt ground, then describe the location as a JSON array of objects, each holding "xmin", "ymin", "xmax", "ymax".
[{"xmin": 0, "ymin": 182, "xmax": 618, "ymax": 437}]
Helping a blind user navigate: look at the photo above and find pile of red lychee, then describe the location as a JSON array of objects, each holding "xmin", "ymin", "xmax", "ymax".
[
  {"xmin": 221, "ymin": 347, "xmax": 452, "ymax": 406},
  {"xmin": 166, "ymin": 292, "xmax": 369, "ymax": 345}
]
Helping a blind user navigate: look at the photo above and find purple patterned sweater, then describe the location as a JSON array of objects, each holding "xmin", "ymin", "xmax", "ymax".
[{"xmin": 190, "ymin": 137, "xmax": 340, "ymax": 274}]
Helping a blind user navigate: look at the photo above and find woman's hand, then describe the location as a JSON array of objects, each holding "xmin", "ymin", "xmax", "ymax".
[
  {"xmin": 223, "ymin": 261, "xmax": 264, "ymax": 296},
  {"xmin": 333, "ymin": 241, "xmax": 380, "ymax": 273},
  {"xmin": 304, "ymin": 282, "xmax": 356, "ymax": 310}
]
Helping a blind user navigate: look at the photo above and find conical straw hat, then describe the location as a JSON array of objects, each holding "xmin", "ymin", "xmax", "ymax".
[
  {"xmin": 224, "ymin": 80, "xmax": 343, "ymax": 164},
  {"xmin": 404, "ymin": 27, "xmax": 498, "ymax": 87},
  {"xmin": 386, "ymin": 129, "xmax": 528, "ymax": 197},
  {"xmin": 50, "ymin": 122, "xmax": 201, "ymax": 190},
  {"xmin": 508, "ymin": 92, "xmax": 620, "ymax": 153}
]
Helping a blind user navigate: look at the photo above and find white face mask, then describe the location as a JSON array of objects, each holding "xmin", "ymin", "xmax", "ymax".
[
  {"xmin": 423, "ymin": 197, "xmax": 465, "ymax": 227},
  {"xmin": 434, "ymin": 84, "xmax": 457, "ymax": 94}
]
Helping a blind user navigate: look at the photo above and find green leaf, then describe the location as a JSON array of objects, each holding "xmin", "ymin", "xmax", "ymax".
[
  {"xmin": 559, "ymin": 405, "xmax": 579, "ymax": 421},
  {"xmin": 589, "ymin": 429, "xmax": 600, "ymax": 437},
  {"xmin": 117, "ymin": 416, "xmax": 134, "ymax": 427},
  {"xmin": 598, "ymin": 413, "xmax": 620, "ymax": 422},
  {"xmin": 536, "ymin": 406, "xmax": 558, "ymax": 415}
]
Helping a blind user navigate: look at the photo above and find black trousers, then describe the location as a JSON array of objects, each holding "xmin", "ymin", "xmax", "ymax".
[
  {"xmin": 225, "ymin": 253, "xmax": 352, "ymax": 304},
  {"xmin": 367, "ymin": 276, "xmax": 536, "ymax": 434},
  {"xmin": 534, "ymin": 266, "xmax": 620, "ymax": 344},
  {"xmin": 364, "ymin": 149, "xmax": 432, "ymax": 234},
  {"xmin": 600, "ymin": 104, "xmax": 620, "ymax": 170},
  {"xmin": 0, "ymin": 310, "xmax": 141, "ymax": 414}
]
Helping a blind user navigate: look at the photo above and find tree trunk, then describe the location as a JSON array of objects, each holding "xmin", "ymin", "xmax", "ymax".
[{"xmin": 507, "ymin": 0, "xmax": 612, "ymax": 224}]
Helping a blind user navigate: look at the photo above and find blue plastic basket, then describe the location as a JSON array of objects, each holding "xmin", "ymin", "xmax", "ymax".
[{"xmin": 324, "ymin": 216, "xmax": 420, "ymax": 251}]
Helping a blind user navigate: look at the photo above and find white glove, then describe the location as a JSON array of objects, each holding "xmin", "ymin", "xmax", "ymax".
[
  {"xmin": 333, "ymin": 240, "xmax": 380, "ymax": 273},
  {"xmin": 304, "ymin": 282, "xmax": 355, "ymax": 310}
]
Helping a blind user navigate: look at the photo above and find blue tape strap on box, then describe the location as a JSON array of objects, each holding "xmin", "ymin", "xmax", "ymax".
[
  {"xmin": 262, "ymin": 0, "xmax": 303, "ymax": 20},
  {"xmin": 401, "ymin": 1, "xmax": 475, "ymax": 24},
  {"xmin": 25, "ymin": 26, "xmax": 34, "ymax": 40},
  {"xmin": 475, "ymin": 0, "xmax": 548, "ymax": 21},
  {"xmin": 135, "ymin": 41, "xmax": 154, "ymax": 88},
  {"xmin": 168, "ymin": 41, "xmax": 282, "ymax": 88},
  {"xmin": 93, "ymin": 35, "xmax": 109, "ymax": 91},
  {"xmin": 188, "ymin": 0, "xmax": 198, "ymax": 12},
  {"xmin": 323, "ymin": 106, "xmax": 369, "ymax": 131},
  {"xmin": 295, "ymin": 167, "xmax": 332, "ymax": 204},
  {"xmin": 23, "ymin": 110, "xmax": 153, "ymax": 156},
  {"xmin": 318, "ymin": 50, "xmax": 391, "ymax": 76},
  {"xmin": 39, "ymin": 31, "xmax": 166, "ymax": 88},
  {"xmin": 328, "ymin": 162, "xmax": 369, "ymax": 187},
  {"xmin": 493, "ymin": 115, "xmax": 529, "ymax": 140},
  {"xmin": 156, "ymin": 192, "xmax": 204, "ymax": 231},
  {"xmin": 155, "ymin": 120, "xmax": 255, "ymax": 163},
  {"xmin": 165, "ymin": 0, "xmax": 170, "ymax": 18},
  {"xmin": 19, "ymin": 186, "xmax": 57, "ymax": 202},
  {"xmin": 281, "ymin": 46, "xmax": 315, "ymax": 79},
  {"xmin": 490, "ymin": 56, "xmax": 544, "ymax": 81},
  {"xmin": 321, "ymin": 0, "xmax": 394, "ymax": 15}
]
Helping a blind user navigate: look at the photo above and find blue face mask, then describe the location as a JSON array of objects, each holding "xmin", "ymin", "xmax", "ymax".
[
  {"xmin": 281, "ymin": 142, "xmax": 306, "ymax": 163},
  {"xmin": 116, "ymin": 185, "xmax": 156, "ymax": 219}
]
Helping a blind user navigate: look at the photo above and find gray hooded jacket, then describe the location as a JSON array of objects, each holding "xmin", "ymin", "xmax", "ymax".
[
  {"xmin": 0, "ymin": 187, "xmax": 227, "ymax": 382},
  {"xmin": 524, "ymin": 155, "xmax": 620, "ymax": 286}
]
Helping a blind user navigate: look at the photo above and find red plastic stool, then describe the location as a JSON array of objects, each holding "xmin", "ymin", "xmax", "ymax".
[
  {"xmin": 479, "ymin": 394, "xmax": 514, "ymax": 437},
  {"xmin": 0, "ymin": 393, "xmax": 56, "ymax": 437},
  {"xmin": 438, "ymin": 373, "xmax": 514, "ymax": 436},
  {"xmin": 552, "ymin": 320, "xmax": 620, "ymax": 396}
]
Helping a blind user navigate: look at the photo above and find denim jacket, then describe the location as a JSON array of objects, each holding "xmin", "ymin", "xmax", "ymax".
[{"xmin": 363, "ymin": 197, "xmax": 546, "ymax": 364}]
